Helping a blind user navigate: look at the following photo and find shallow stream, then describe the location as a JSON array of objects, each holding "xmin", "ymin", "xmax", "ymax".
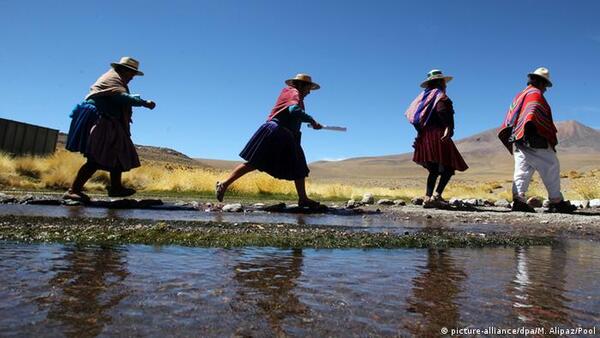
[{"xmin": 1, "ymin": 240, "xmax": 599, "ymax": 336}]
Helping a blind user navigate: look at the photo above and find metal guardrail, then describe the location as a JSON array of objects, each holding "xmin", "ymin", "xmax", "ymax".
[{"xmin": 0, "ymin": 118, "xmax": 58, "ymax": 156}]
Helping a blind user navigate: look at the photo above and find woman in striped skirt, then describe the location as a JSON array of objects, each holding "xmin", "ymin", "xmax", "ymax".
[{"xmin": 405, "ymin": 70, "xmax": 468, "ymax": 208}]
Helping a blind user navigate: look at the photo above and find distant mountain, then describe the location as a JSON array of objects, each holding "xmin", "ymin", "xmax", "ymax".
[
  {"xmin": 309, "ymin": 120, "xmax": 600, "ymax": 184},
  {"xmin": 456, "ymin": 120, "xmax": 600, "ymax": 154},
  {"xmin": 56, "ymin": 133, "xmax": 208, "ymax": 167}
]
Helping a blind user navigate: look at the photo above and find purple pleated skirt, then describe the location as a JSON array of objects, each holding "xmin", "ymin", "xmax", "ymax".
[{"xmin": 240, "ymin": 121, "xmax": 309, "ymax": 180}]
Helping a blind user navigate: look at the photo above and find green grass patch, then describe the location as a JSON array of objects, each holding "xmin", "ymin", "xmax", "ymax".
[{"xmin": 0, "ymin": 215, "xmax": 556, "ymax": 249}]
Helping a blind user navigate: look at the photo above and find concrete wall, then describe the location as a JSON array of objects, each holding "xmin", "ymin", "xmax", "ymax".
[{"xmin": 0, "ymin": 118, "xmax": 58, "ymax": 156}]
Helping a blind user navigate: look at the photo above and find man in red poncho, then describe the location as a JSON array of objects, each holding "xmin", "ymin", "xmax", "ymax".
[{"xmin": 498, "ymin": 67, "xmax": 576, "ymax": 213}]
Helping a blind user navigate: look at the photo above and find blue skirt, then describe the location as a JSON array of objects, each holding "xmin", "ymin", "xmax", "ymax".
[
  {"xmin": 240, "ymin": 121, "xmax": 309, "ymax": 180},
  {"xmin": 66, "ymin": 102, "xmax": 99, "ymax": 154}
]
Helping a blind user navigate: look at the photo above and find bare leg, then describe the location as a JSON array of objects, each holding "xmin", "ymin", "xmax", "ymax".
[
  {"xmin": 216, "ymin": 162, "xmax": 255, "ymax": 202},
  {"xmin": 295, "ymin": 178, "xmax": 319, "ymax": 206},
  {"xmin": 70, "ymin": 162, "xmax": 98, "ymax": 193},
  {"xmin": 221, "ymin": 163, "xmax": 255, "ymax": 189},
  {"xmin": 65, "ymin": 161, "xmax": 97, "ymax": 202}
]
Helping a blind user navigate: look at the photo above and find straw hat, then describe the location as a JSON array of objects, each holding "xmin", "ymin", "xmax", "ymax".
[
  {"xmin": 420, "ymin": 69, "xmax": 453, "ymax": 88},
  {"xmin": 111, "ymin": 56, "xmax": 144, "ymax": 76},
  {"xmin": 285, "ymin": 73, "xmax": 320, "ymax": 90},
  {"xmin": 528, "ymin": 67, "xmax": 552, "ymax": 87}
]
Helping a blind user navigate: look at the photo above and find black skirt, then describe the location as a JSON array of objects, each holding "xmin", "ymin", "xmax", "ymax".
[{"xmin": 239, "ymin": 121, "xmax": 309, "ymax": 180}]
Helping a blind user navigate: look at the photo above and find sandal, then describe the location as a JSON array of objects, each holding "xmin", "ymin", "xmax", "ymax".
[
  {"xmin": 511, "ymin": 199, "xmax": 536, "ymax": 213},
  {"xmin": 423, "ymin": 195, "xmax": 450, "ymax": 209},
  {"xmin": 62, "ymin": 190, "xmax": 91, "ymax": 203},
  {"xmin": 298, "ymin": 199, "xmax": 322, "ymax": 209},
  {"xmin": 545, "ymin": 200, "xmax": 577, "ymax": 214},
  {"xmin": 215, "ymin": 181, "xmax": 226, "ymax": 202},
  {"xmin": 422, "ymin": 196, "xmax": 436, "ymax": 209}
]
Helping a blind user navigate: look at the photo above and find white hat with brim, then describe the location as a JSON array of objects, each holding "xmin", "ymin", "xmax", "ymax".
[
  {"xmin": 111, "ymin": 56, "xmax": 144, "ymax": 76},
  {"xmin": 528, "ymin": 67, "xmax": 552, "ymax": 87},
  {"xmin": 285, "ymin": 73, "xmax": 320, "ymax": 90},
  {"xmin": 420, "ymin": 69, "xmax": 453, "ymax": 88}
]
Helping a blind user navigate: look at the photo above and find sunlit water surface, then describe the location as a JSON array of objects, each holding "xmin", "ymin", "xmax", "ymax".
[{"xmin": 1, "ymin": 240, "xmax": 599, "ymax": 337}]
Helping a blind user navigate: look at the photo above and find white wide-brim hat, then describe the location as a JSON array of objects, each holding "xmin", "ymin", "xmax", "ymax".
[
  {"xmin": 420, "ymin": 69, "xmax": 453, "ymax": 88},
  {"xmin": 285, "ymin": 73, "xmax": 320, "ymax": 90},
  {"xmin": 528, "ymin": 67, "xmax": 552, "ymax": 87},
  {"xmin": 111, "ymin": 56, "xmax": 144, "ymax": 76}
]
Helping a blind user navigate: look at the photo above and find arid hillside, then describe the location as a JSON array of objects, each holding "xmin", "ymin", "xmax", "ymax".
[{"xmin": 308, "ymin": 120, "xmax": 600, "ymax": 186}]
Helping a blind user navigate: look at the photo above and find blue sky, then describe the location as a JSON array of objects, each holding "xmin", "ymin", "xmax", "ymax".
[{"xmin": 1, "ymin": 0, "xmax": 599, "ymax": 161}]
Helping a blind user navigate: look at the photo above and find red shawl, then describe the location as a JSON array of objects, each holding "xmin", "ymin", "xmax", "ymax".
[
  {"xmin": 267, "ymin": 86, "xmax": 305, "ymax": 121},
  {"xmin": 498, "ymin": 85, "xmax": 557, "ymax": 154}
]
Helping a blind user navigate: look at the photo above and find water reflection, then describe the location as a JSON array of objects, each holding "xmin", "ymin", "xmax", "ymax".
[
  {"xmin": 405, "ymin": 249, "xmax": 467, "ymax": 336},
  {"xmin": 509, "ymin": 245, "xmax": 572, "ymax": 326},
  {"xmin": 233, "ymin": 248, "xmax": 306, "ymax": 336},
  {"xmin": 1, "ymin": 241, "xmax": 599, "ymax": 336},
  {"xmin": 37, "ymin": 245, "xmax": 129, "ymax": 337}
]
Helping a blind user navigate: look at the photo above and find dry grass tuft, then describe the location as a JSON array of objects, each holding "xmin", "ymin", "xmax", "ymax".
[{"xmin": 569, "ymin": 176, "xmax": 600, "ymax": 200}]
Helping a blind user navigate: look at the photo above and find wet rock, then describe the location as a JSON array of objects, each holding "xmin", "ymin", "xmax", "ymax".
[
  {"xmin": 543, "ymin": 199, "xmax": 550, "ymax": 208},
  {"xmin": 590, "ymin": 199, "xmax": 600, "ymax": 208},
  {"xmin": 361, "ymin": 193, "xmax": 375, "ymax": 204},
  {"xmin": 222, "ymin": 203, "xmax": 243, "ymax": 212},
  {"xmin": 494, "ymin": 199, "xmax": 511, "ymax": 208},
  {"xmin": 346, "ymin": 199, "xmax": 357, "ymax": 208},
  {"xmin": 174, "ymin": 201, "xmax": 199, "ymax": 209},
  {"xmin": 376, "ymin": 199, "xmax": 394, "ymax": 206},
  {"xmin": 262, "ymin": 203, "xmax": 287, "ymax": 212},
  {"xmin": 464, "ymin": 199, "xmax": 478, "ymax": 206},
  {"xmin": 411, "ymin": 197, "xmax": 424, "ymax": 206},
  {"xmin": 527, "ymin": 197, "xmax": 543, "ymax": 208},
  {"xmin": 449, "ymin": 198, "xmax": 461, "ymax": 207},
  {"xmin": 62, "ymin": 199, "xmax": 82, "ymax": 206},
  {"xmin": 571, "ymin": 200, "xmax": 589, "ymax": 209},
  {"xmin": 394, "ymin": 200, "xmax": 406, "ymax": 206},
  {"xmin": 483, "ymin": 199, "xmax": 495, "ymax": 207},
  {"xmin": 137, "ymin": 199, "xmax": 164, "ymax": 208},
  {"xmin": 0, "ymin": 195, "xmax": 17, "ymax": 204},
  {"xmin": 26, "ymin": 199, "xmax": 62, "ymax": 206},
  {"xmin": 19, "ymin": 195, "xmax": 34, "ymax": 204},
  {"xmin": 252, "ymin": 203, "xmax": 266, "ymax": 209}
]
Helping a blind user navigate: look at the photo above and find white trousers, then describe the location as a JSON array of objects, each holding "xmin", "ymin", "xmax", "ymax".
[{"xmin": 512, "ymin": 143, "xmax": 563, "ymax": 203}]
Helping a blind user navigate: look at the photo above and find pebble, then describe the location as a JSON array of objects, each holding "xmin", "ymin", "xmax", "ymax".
[
  {"xmin": 361, "ymin": 193, "xmax": 375, "ymax": 204},
  {"xmin": 346, "ymin": 199, "xmax": 357, "ymax": 208},
  {"xmin": 222, "ymin": 203, "xmax": 243, "ymax": 212},
  {"xmin": 376, "ymin": 199, "xmax": 394, "ymax": 206},
  {"xmin": 527, "ymin": 197, "xmax": 543, "ymax": 208},
  {"xmin": 494, "ymin": 199, "xmax": 511, "ymax": 208},
  {"xmin": 570, "ymin": 200, "xmax": 590, "ymax": 209},
  {"xmin": 411, "ymin": 197, "xmax": 424, "ymax": 206}
]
